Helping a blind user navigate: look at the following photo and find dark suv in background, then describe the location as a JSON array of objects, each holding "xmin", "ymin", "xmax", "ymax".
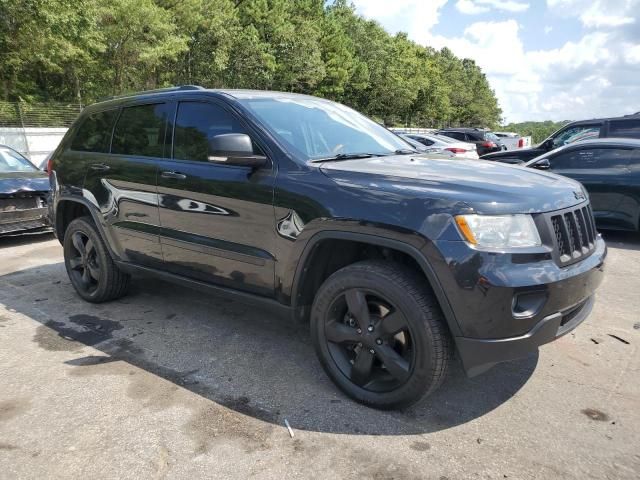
[
  {"xmin": 48, "ymin": 86, "xmax": 606, "ymax": 409},
  {"xmin": 483, "ymin": 113, "xmax": 640, "ymax": 164},
  {"xmin": 437, "ymin": 127, "xmax": 505, "ymax": 156}
]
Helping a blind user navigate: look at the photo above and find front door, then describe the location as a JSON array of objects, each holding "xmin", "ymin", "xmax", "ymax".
[{"xmin": 156, "ymin": 100, "xmax": 276, "ymax": 296}]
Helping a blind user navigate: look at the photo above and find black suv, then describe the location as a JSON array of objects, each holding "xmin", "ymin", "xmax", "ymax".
[
  {"xmin": 482, "ymin": 114, "xmax": 640, "ymax": 164},
  {"xmin": 49, "ymin": 87, "xmax": 606, "ymax": 409},
  {"xmin": 437, "ymin": 128, "xmax": 505, "ymax": 155}
]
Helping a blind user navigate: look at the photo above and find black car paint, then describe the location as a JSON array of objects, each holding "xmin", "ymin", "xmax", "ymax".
[
  {"xmin": 527, "ymin": 139, "xmax": 640, "ymax": 231},
  {"xmin": 49, "ymin": 89, "xmax": 607, "ymax": 377},
  {"xmin": 482, "ymin": 114, "xmax": 640, "ymax": 164}
]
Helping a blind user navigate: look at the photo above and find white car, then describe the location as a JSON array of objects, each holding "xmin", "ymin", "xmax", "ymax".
[
  {"xmin": 404, "ymin": 133, "xmax": 479, "ymax": 159},
  {"xmin": 494, "ymin": 132, "xmax": 532, "ymax": 151}
]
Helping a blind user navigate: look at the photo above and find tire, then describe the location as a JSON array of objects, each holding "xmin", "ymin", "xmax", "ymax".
[
  {"xmin": 310, "ymin": 260, "xmax": 451, "ymax": 410},
  {"xmin": 63, "ymin": 216, "xmax": 130, "ymax": 303}
]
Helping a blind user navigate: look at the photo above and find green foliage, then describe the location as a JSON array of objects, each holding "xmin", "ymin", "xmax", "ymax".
[
  {"xmin": 0, "ymin": 0, "xmax": 502, "ymax": 127},
  {"xmin": 501, "ymin": 120, "xmax": 571, "ymax": 144}
]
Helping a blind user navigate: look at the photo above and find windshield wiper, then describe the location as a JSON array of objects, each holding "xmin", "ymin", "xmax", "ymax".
[{"xmin": 311, "ymin": 152, "xmax": 382, "ymax": 163}]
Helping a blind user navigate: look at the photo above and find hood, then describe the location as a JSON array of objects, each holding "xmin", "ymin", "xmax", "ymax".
[
  {"xmin": 0, "ymin": 170, "xmax": 50, "ymax": 195},
  {"xmin": 319, "ymin": 155, "xmax": 586, "ymax": 215}
]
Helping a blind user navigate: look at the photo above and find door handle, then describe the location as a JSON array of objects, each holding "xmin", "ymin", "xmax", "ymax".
[
  {"xmin": 161, "ymin": 171, "xmax": 187, "ymax": 180},
  {"xmin": 90, "ymin": 163, "xmax": 110, "ymax": 171}
]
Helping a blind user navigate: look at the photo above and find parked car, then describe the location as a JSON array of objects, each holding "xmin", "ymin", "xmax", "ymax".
[
  {"xmin": 526, "ymin": 138, "xmax": 640, "ymax": 231},
  {"xmin": 483, "ymin": 113, "xmax": 640, "ymax": 164},
  {"xmin": 403, "ymin": 133, "xmax": 479, "ymax": 159},
  {"xmin": 437, "ymin": 128, "xmax": 505, "ymax": 156},
  {"xmin": 493, "ymin": 132, "xmax": 531, "ymax": 150},
  {"xmin": 0, "ymin": 145, "xmax": 50, "ymax": 234},
  {"xmin": 49, "ymin": 86, "xmax": 606, "ymax": 409}
]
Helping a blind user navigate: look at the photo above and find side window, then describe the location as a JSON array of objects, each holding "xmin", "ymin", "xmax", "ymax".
[
  {"xmin": 447, "ymin": 132, "xmax": 465, "ymax": 141},
  {"xmin": 173, "ymin": 102, "xmax": 251, "ymax": 162},
  {"xmin": 609, "ymin": 119, "xmax": 640, "ymax": 139},
  {"xmin": 552, "ymin": 125, "xmax": 601, "ymax": 147},
  {"xmin": 550, "ymin": 148, "xmax": 632, "ymax": 170},
  {"xmin": 112, "ymin": 103, "xmax": 171, "ymax": 157},
  {"xmin": 465, "ymin": 133, "xmax": 480, "ymax": 142},
  {"xmin": 410, "ymin": 136, "xmax": 433, "ymax": 146},
  {"xmin": 70, "ymin": 110, "xmax": 118, "ymax": 152}
]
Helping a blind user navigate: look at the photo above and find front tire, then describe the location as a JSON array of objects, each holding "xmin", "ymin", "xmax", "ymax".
[
  {"xmin": 311, "ymin": 260, "xmax": 451, "ymax": 410},
  {"xmin": 63, "ymin": 216, "xmax": 130, "ymax": 303}
]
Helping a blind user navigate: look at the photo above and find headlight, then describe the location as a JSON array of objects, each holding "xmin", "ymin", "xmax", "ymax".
[{"xmin": 455, "ymin": 214, "xmax": 541, "ymax": 249}]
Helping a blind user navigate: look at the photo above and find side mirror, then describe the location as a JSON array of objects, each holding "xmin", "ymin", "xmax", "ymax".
[
  {"xmin": 208, "ymin": 133, "xmax": 267, "ymax": 168},
  {"xmin": 533, "ymin": 158, "xmax": 551, "ymax": 170}
]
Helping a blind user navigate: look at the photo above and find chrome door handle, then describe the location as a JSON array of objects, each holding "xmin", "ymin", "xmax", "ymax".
[
  {"xmin": 90, "ymin": 163, "xmax": 110, "ymax": 171},
  {"xmin": 161, "ymin": 171, "xmax": 187, "ymax": 180}
]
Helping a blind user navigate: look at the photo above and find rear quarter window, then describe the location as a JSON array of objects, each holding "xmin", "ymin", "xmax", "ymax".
[
  {"xmin": 70, "ymin": 110, "xmax": 118, "ymax": 152},
  {"xmin": 608, "ymin": 119, "xmax": 640, "ymax": 139},
  {"xmin": 112, "ymin": 103, "xmax": 172, "ymax": 157}
]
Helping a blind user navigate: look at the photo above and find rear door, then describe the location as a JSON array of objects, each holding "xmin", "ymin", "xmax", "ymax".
[
  {"xmin": 547, "ymin": 146, "xmax": 636, "ymax": 229},
  {"xmin": 82, "ymin": 102, "xmax": 171, "ymax": 267},
  {"xmin": 607, "ymin": 118, "xmax": 640, "ymax": 140},
  {"xmin": 155, "ymin": 99, "xmax": 276, "ymax": 296}
]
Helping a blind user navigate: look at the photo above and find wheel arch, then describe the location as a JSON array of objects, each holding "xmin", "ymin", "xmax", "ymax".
[
  {"xmin": 290, "ymin": 231, "xmax": 461, "ymax": 337},
  {"xmin": 54, "ymin": 197, "xmax": 120, "ymax": 261}
]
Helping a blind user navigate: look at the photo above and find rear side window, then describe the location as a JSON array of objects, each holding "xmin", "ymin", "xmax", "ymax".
[
  {"xmin": 71, "ymin": 110, "xmax": 118, "ymax": 152},
  {"xmin": 609, "ymin": 119, "xmax": 640, "ymax": 139},
  {"xmin": 112, "ymin": 103, "xmax": 171, "ymax": 157},
  {"xmin": 173, "ymin": 102, "xmax": 249, "ymax": 162},
  {"xmin": 409, "ymin": 135, "xmax": 433, "ymax": 146},
  {"xmin": 445, "ymin": 132, "xmax": 465, "ymax": 141}
]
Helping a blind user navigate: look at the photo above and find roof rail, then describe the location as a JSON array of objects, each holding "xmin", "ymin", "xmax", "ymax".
[{"xmin": 99, "ymin": 85, "xmax": 205, "ymax": 102}]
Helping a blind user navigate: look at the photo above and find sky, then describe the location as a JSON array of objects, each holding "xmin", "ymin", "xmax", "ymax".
[{"xmin": 351, "ymin": 0, "xmax": 640, "ymax": 123}]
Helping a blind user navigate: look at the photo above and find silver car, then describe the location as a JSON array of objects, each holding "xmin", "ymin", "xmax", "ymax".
[{"xmin": 405, "ymin": 133, "xmax": 479, "ymax": 159}]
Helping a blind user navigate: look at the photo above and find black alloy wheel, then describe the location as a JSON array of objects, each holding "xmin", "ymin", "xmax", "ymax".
[
  {"xmin": 311, "ymin": 260, "xmax": 451, "ymax": 409},
  {"xmin": 68, "ymin": 231, "xmax": 101, "ymax": 294},
  {"xmin": 324, "ymin": 288, "xmax": 414, "ymax": 392},
  {"xmin": 63, "ymin": 216, "xmax": 130, "ymax": 303}
]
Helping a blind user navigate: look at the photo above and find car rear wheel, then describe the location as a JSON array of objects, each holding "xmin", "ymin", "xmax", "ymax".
[
  {"xmin": 310, "ymin": 260, "xmax": 451, "ymax": 409},
  {"xmin": 63, "ymin": 216, "xmax": 130, "ymax": 303}
]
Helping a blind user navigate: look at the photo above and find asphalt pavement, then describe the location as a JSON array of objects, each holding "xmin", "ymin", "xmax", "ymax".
[{"xmin": 0, "ymin": 230, "xmax": 638, "ymax": 479}]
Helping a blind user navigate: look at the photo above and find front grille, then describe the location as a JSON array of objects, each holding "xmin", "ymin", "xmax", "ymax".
[{"xmin": 549, "ymin": 204, "xmax": 597, "ymax": 266}]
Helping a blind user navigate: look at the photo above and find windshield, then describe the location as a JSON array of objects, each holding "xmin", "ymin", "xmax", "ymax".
[
  {"xmin": 0, "ymin": 148, "xmax": 37, "ymax": 172},
  {"xmin": 238, "ymin": 96, "xmax": 412, "ymax": 160}
]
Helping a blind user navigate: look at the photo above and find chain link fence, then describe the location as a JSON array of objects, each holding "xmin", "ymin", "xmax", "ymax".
[{"xmin": 0, "ymin": 101, "xmax": 82, "ymax": 165}]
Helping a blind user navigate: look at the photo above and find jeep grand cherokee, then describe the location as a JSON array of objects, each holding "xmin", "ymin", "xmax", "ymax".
[{"xmin": 48, "ymin": 86, "xmax": 606, "ymax": 409}]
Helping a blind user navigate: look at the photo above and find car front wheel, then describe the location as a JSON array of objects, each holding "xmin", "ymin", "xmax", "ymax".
[{"xmin": 310, "ymin": 260, "xmax": 451, "ymax": 409}]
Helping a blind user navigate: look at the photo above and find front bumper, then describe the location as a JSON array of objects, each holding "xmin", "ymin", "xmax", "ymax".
[
  {"xmin": 456, "ymin": 295, "xmax": 594, "ymax": 376},
  {"xmin": 431, "ymin": 235, "xmax": 606, "ymax": 376},
  {"xmin": 0, "ymin": 207, "xmax": 50, "ymax": 234}
]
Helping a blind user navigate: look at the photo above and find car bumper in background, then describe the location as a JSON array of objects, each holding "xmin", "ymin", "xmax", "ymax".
[{"xmin": 0, "ymin": 207, "xmax": 50, "ymax": 234}]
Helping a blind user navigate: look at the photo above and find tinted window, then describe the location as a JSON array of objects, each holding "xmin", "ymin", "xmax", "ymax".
[
  {"xmin": 550, "ymin": 148, "xmax": 633, "ymax": 170},
  {"xmin": 409, "ymin": 135, "xmax": 433, "ymax": 146},
  {"xmin": 609, "ymin": 119, "xmax": 640, "ymax": 139},
  {"xmin": 444, "ymin": 132, "xmax": 465, "ymax": 141},
  {"xmin": 71, "ymin": 110, "xmax": 118, "ymax": 152},
  {"xmin": 173, "ymin": 102, "xmax": 249, "ymax": 162},
  {"xmin": 112, "ymin": 104, "xmax": 170, "ymax": 157}
]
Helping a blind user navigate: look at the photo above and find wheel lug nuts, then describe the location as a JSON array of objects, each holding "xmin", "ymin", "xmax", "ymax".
[
  {"xmin": 356, "ymin": 328, "xmax": 362, "ymax": 334},
  {"xmin": 376, "ymin": 338, "xmax": 382, "ymax": 345},
  {"xmin": 367, "ymin": 325, "xmax": 374, "ymax": 332},
  {"xmin": 369, "ymin": 349, "xmax": 375, "ymax": 354},
  {"xmin": 357, "ymin": 342, "xmax": 362, "ymax": 347}
]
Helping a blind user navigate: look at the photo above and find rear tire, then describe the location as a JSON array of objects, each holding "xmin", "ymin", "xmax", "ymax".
[
  {"xmin": 310, "ymin": 260, "xmax": 451, "ymax": 410},
  {"xmin": 63, "ymin": 216, "xmax": 130, "ymax": 303}
]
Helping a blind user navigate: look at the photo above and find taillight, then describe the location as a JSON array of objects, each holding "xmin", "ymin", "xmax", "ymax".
[
  {"xmin": 445, "ymin": 148, "xmax": 467, "ymax": 154},
  {"xmin": 46, "ymin": 156, "xmax": 54, "ymax": 176},
  {"xmin": 518, "ymin": 138, "xmax": 524, "ymax": 148},
  {"xmin": 481, "ymin": 141, "xmax": 496, "ymax": 148}
]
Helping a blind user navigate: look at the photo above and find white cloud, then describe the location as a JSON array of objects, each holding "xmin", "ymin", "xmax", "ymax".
[
  {"xmin": 547, "ymin": 0, "xmax": 636, "ymax": 28},
  {"xmin": 456, "ymin": 0, "xmax": 529, "ymax": 14},
  {"xmin": 353, "ymin": 0, "xmax": 640, "ymax": 122},
  {"xmin": 544, "ymin": 26, "xmax": 553, "ymax": 34}
]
